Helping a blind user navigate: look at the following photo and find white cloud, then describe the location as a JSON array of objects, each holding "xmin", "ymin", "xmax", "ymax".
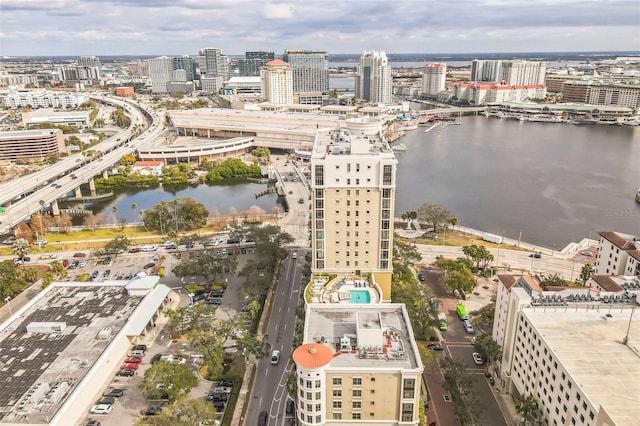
[{"xmin": 261, "ymin": 2, "xmax": 294, "ymax": 19}]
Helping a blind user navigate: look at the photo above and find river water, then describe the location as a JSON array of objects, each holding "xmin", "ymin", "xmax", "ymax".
[
  {"xmin": 395, "ymin": 116, "xmax": 640, "ymax": 248},
  {"xmin": 77, "ymin": 117, "xmax": 640, "ymax": 249}
]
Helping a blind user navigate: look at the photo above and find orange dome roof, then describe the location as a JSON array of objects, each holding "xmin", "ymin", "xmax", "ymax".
[{"xmin": 292, "ymin": 343, "xmax": 333, "ymax": 369}]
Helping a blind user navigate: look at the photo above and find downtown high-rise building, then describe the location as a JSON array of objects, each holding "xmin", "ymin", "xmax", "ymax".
[
  {"xmin": 149, "ymin": 56, "xmax": 174, "ymax": 93},
  {"xmin": 355, "ymin": 50, "xmax": 392, "ymax": 105},
  {"xmin": 239, "ymin": 51, "xmax": 275, "ymax": 76},
  {"xmin": 421, "ymin": 63, "xmax": 446, "ymax": 97},
  {"xmin": 172, "ymin": 55, "xmax": 196, "ymax": 82},
  {"xmin": 309, "ymin": 119, "xmax": 397, "ymax": 297},
  {"xmin": 282, "ymin": 50, "xmax": 329, "ymax": 94},
  {"xmin": 198, "ymin": 47, "xmax": 229, "ymax": 92},
  {"xmin": 77, "ymin": 56, "xmax": 102, "ymax": 79},
  {"xmin": 260, "ymin": 59, "xmax": 293, "ymax": 104},
  {"xmin": 471, "ymin": 59, "xmax": 546, "ymax": 85}
]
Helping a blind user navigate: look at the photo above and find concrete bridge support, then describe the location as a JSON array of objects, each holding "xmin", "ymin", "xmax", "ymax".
[
  {"xmin": 51, "ymin": 200, "xmax": 60, "ymax": 218},
  {"xmin": 102, "ymin": 170, "xmax": 109, "ymax": 179},
  {"xmin": 75, "ymin": 187, "xmax": 83, "ymax": 198},
  {"xmin": 89, "ymin": 178, "xmax": 97, "ymax": 196}
]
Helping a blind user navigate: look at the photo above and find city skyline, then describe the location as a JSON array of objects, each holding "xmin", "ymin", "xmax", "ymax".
[{"xmin": 1, "ymin": 0, "xmax": 639, "ymax": 57}]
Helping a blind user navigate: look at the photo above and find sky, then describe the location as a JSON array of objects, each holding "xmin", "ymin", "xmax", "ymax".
[{"xmin": 1, "ymin": 0, "xmax": 639, "ymax": 56}]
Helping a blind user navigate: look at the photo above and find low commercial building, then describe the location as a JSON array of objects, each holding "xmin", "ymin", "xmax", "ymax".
[
  {"xmin": 0, "ymin": 129, "xmax": 65, "ymax": 162},
  {"xmin": 132, "ymin": 160, "xmax": 164, "ymax": 176},
  {"xmin": 492, "ymin": 274, "xmax": 640, "ymax": 426},
  {"xmin": 0, "ymin": 277, "xmax": 172, "ymax": 426},
  {"xmin": 112, "ymin": 86, "xmax": 134, "ymax": 97},
  {"xmin": 562, "ymin": 80, "xmax": 640, "ymax": 109},
  {"xmin": 453, "ymin": 82, "xmax": 547, "ymax": 105},
  {"xmin": 22, "ymin": 108, "xmax": 90, "ymax": 128},
  {"xmin": 292, "ymin": 304, "xmax": 424, "ymax": 426}
]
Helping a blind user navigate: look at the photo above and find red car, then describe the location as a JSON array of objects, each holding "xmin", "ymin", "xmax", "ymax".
[
  {"xmin": 120, "ymin": 363, "xmax": 139, "ymax": 370},
  {"xmin": 124, "ymin": 356, "xmax": 143, "ymax": 364}
]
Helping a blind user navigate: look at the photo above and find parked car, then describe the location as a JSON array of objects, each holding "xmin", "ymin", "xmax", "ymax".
[
  {"xmin": 103, "ymin": 269, "xmax": 111, "ymax": 277},
  {"xmin": 117, "ymin": 368, "xmax": 135, "ymax": 377},
  {"xmin": 286, "ymin": 399, "xmax": 295, "ymax": 415},
  {"xmin": 217, "ymin": 380, "xmax": 233, "ymax": 388},
  {"xmin": 472, "ymin": 352, "xmax": 483, "ymax": 365},
  {"xmin": 150, "ymin": 353, "xmax": 162, "ymax": 364},
  {"xmin": 207, "ymin": 392, "xmax": 228, "ymax": 402},
  {"xmin": 529, "ymin": 252, "xmax": 542, "ymax": 258},
  {"xmin": 96, "ymin": 397, "xmax": 115, "ymax": 405},
  {"xmin": 90, "ymin": 271, "xmax": 99, "ymax": 280},
  {"xmin": 298, "ymin": 198, "xmax": 304, "ymax": 204},
  {"xmin": 463, "ymin": 319, "xmax": 475, "ymax": 334},
  {"xmin": 143, "ymin": 262, "xmax": 156, "ymax": 269},
  {"xmin": 125, "ymin": 356, "xmax": 143, "ymax": 363},
  {"xmin": 140, "ymin": 406, "xmax": 161, "ymax": 418},
  {"xmin": 103, "ymin": 389, "xmax": 124, "ymax": 398},
  {"xmin": 418, "ymin": 273, "xmax": 425, "ymax": 281},
  {"xmin": 426, "ymin": 343, "xmax": 444, "ymax": 351},
  {"xmin": 79, "ymin": 261, "xmax": 88, "ymax": 268},
  {"xmin": 84, "ymin": 421, "xmax": 102, "ymax": 426},
  {"xmin": 73, "ymin": 252, "xmax": 87, "ymax": 258},
  {"xmin": 291, "ymin": 252, "xmax": 297, "ymax": 259},
  {"xmin": 258, "ymin": 411, "xmax": 268, "ymax": 426},
  {"xmin": 90, "ymin": 404, "xmax": 112, "ymax": 414},
  {"xmin": 581, "ymin": 251, "xmax": 594, "ymax": 256},
  {"xmin": 133, "ymin": 344, "xmax": 147, "ymax": 352}
]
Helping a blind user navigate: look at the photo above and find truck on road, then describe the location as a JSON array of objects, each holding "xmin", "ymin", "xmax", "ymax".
[{"xmin": 456, "ymin": 304, "xmax": 468, "ymax": 320}]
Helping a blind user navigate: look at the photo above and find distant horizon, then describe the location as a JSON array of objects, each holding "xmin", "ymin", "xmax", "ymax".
[{"xmin": 3, "ymin": 50, "xmax": 639, "ymax": 61}]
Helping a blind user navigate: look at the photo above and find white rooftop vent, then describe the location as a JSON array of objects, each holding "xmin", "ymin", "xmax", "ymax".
[{"xmin": 26, "ymin": 322, "xmax": 67, "ymax": 334}]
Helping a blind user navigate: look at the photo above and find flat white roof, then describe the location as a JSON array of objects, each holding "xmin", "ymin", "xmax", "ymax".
[{"xmin": 523, "ymin": 308, "xmax": 640, "ymax": 425}]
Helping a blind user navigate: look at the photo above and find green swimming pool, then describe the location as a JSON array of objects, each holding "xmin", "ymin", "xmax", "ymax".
[{"xmin": 350, "ymin": 290, "xmax": 371, "ymax": 304}]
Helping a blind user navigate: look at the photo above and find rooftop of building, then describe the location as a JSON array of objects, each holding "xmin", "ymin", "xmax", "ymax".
[
  {"xmin": 599, "ymin": 231, "xmax": 638, "ymax": 250},
  {"xmin": 563, "ymin": 79, "xmax": 640, "ymax": 88},
  {"xmin": 522, "ymin": 308, "xmax": 640, "ymax": 426},
  {"xmin": 0, "ymin": 278, "xmax": 165, "ymax": 424},
  {"xmin": 0, "ymin": 128, "xmax": 62, "ymax": 139},
  {"xmin": 495, "ymin": 102, "xmax": 634, "ymax": 113},
  {"xmin": 311, "ymin": 121, "xmax": 395, "ymax": 159},
  {"xmin": 301, "ymin": 304, "xmax": 422, "ymax": 371}
]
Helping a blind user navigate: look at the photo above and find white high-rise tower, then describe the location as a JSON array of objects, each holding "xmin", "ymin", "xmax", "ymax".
[{"xmin": 355, "ymin": 50, "xmax": 392, "ymax": 105}]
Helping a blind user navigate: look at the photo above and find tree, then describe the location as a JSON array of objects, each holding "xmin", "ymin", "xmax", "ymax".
[
  {"xmin": 12, "ymin": 238, "xmax": 31, "ymax": 261},
  {"xmin": 462, "ymin": 245, "xmax": 494, "ymax": 272},
  {"xmin": 515, "ymin": 394, "xmax": 546, "ymax": 426},
  {"xmin": 417, "ymin": 203, "xmax": 455, "ymax": 232},
  {"xmin": 435, "ymin": 257, "xmax": 476, "ymax": 299},
  {"xmin": 143, "ymin": 198, "xmax": 208, "ymax": 233},
  {"xmin": 473, "ymin": 334, "xmax": 502, "ymax": 369},
  {"xmin": 139, "ymin": 361, "xmax": 197, "ymax": 403},
  {"xmin": 172, "ymin": 249, "xmax": 237, "ymax": 286},
  {"xmin": 0, "ymin": 261, "xmax": 27, "ymax": 299},
  {"xmin": 539, "ymin": 273, "xmax": 566, "ymax": 290},
  {"xmin": 251, "ymin": 147, "xmax": 271, "ymax": 162},
  {"xmin": 103, "ymin": 235, "xmax": 131, "ymax": 257},
  {"xmin": 138, "ymin": 398, "xmax": 218, "ymax": 426},
  {"xmin": 22, "ymin": 267, "xmax": 38, "ymax": 283},
  {"xmin": 41, "ymin": 271, "xmax": 55, "ymax": 289},
  {"xmin": 579, "ymin": 264, "xmax": 594, "ymax": 286},
  {"xmin": 393, "ymin": 235, "xmax": 422, "ymax": 266},
  {"xmin": 441, "ymin": 356, "xmax": 484, "ymax": 425}
]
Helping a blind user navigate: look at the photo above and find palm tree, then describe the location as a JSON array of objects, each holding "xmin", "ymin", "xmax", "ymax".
[
  {"xmin": 112, "ymin": 206, "xmax": 118, "ymax": 226},
  {"xmin": 131, "ymin": 203, "xmax": 137, "ymax": 223},
  {"xmin": 515, "ymin": 394, "xmax": 540, "ymax": 425},
  {"xmin": 12, "ymin": 238, "xmax": 31, "ymax": 262}
]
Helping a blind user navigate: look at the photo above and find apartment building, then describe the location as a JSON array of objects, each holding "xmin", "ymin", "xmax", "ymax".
[
  {"xmin": 282, "ymin": 50, "xmax": 329, "ymax": 96},
  {"xmin": 421, "ymin": 63, "xmax": 446, "ymax": 97},
  {"xmin": 453, "ymin": 82, "xmax": 547, "ymax": 105},
  {"xmin": 198, "ymin": 47, "xmax": 228, "ymax": 82},
  {"xmin": 595, "ymin": 231, "xmax": 640, "ymax": 276},
  {"xmin": 0, "ymin": 129, "xmax": 65, "ymax": 162},
  {"xmin": 309, "ymin": 118, "xmax": 397, "ymax": 299},
  {"xmin": 355, "ymin": 51, "xmax": 392, "ymax": 105},
  {"xmin": 292, "ymin": 304, "xmax": 424, "ymax": 426},
  {"xmin": 2, "ymin": 89, "xmax": 89, "ymax": 109},
  {"xmin": 149, "ymin": 56, "xmax": 174, "ymax": 94},
  {"xmin": 260, "ymin": 59, "xmax": 294, "ymax": 105},
  {"xmin": 471, "ymin": 59, "xmax": 546, "ymax": 86},
  {"xmin": 492, "ymin": 274, "xmax": 639, "ymax": 426}
]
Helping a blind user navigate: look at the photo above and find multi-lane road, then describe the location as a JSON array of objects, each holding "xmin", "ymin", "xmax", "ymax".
[{"xmin": 0, "ymin": 95, "xmax": 165, "ymax": 234}]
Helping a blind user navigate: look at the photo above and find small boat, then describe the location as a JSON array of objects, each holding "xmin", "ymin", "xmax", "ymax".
[
  {"xmin": 636, "ymin": 189, "xmax": 640, "ymax": 203},
  {"xmin": 569, "ymin": 117, "xmax": 599, "ymax": 125},
  {"xmin": 392, "ymin": 144, "xmax": 407, "ymax": 152}
]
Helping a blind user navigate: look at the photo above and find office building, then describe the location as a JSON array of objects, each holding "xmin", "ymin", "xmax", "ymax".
[
  {"xmin": 453, "ymin": 82, "xmax": 547, "ymax": 105},
  {"xmin": 0, "ymin": 278, "xmax": 173, "ymax": 426},
  {"xmin": 309, "ymin": 117, "xmax": 397, "ymax": 298},
  {"xmin": 595, "ymin": 231, "xmax": 640, "ymax": 276},
  {"xmin": 199, "ymin": 47, "xmax": 229, "ymax": 83},
  {"xmin": 149, "ymin": 56, "xmax": 174, "ymax": 93},
  {"xmin": 238, "ymin": 51, "xmax": 275, "ymax": 77},
  {"xmin": 292, "ymin": 304, "xmax": 424, "ymax": 426},
  {"xmin": 0, "ymin": 129, "xmax": 65, "ymax": 162},
  {"xmin": 355, "ymin": 50, "xmax": 392, "ymax": 105},
  {"xmin": 172, "ymin": 55, "xmax": 196, "ymax": 82},
  {"xmin": 282, "ymin": 50, "xmax": 329, "ymax": 95},
  {"xmin": 260, "ymin": 59, "xmax": 293, "ymax": 104},
  {"xmin": 492, "ymin": 274, "xmax": 639, "ymax": 426},
  {"xmin": 421, "ymin": 63, "xmax": 446, "ymax": 97},
  {"xmin": 471, "ymin": 59, "xmax": 546, "ymax": 86},
  {"xmin": 22, "ymin": 109, "xmax": 90, "ymax": 128}
]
